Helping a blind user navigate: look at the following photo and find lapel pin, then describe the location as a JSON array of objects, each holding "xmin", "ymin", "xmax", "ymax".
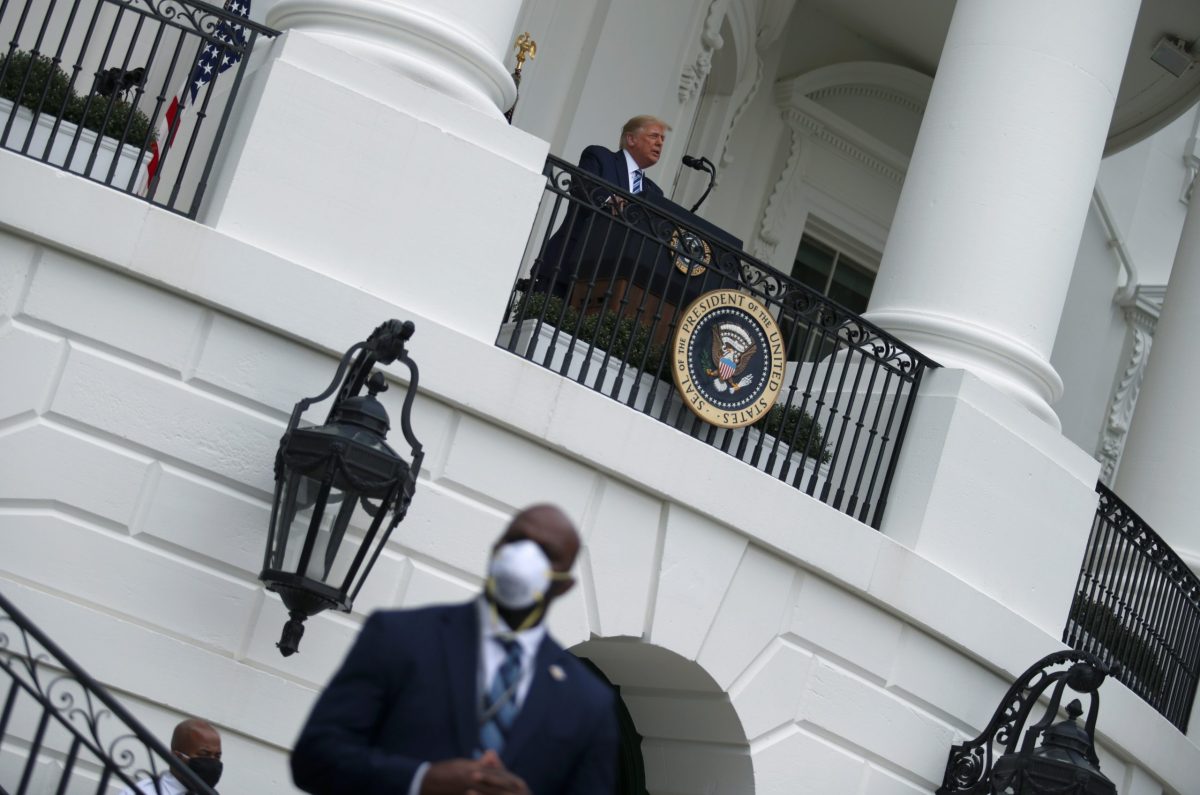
[{"xmin": 548, "ymin": 664, "xmax": 566, "ymax": 681}]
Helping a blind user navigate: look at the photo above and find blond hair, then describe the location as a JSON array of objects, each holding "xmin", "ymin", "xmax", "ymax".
[{"xmin": 619, "ymin": 115, "xmax": 671, "ymax": 149}]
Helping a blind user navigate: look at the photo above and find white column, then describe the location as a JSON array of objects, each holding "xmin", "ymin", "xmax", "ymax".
[
  {"xmin": 1113, "ymin": 172, "xmax": 1200, "ymax": 744},
  {"xmin": 1116, "ymin": 179, "xmax": 1200, "ymax": 568},
  {"xmin": 863, "ymin": 0, "xmax": 1141, "ymax": 428},
  {"xmin": 265, "ymin": 0, "xmax": 521, "ymax": 118},
  {"xmin": 203, "ymin": 0, "xmax": 548, "ymax": 344}
]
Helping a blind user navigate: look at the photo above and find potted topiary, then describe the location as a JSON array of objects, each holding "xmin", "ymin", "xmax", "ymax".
[
  {"xmin": 500, "ymin": 292, "xmax": 677, "ymax": 413},
  {"xmin": 0, "ymin": 49, "xmax": 154, "ymax": 186},
  {"xmin": 500, "ymin": 291, "xmax": 832, "ymax": 477}
]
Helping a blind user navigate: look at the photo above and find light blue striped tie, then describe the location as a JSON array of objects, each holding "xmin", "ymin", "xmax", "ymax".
[
  {"xmin": 480, "ymin": 639, "xmax": 522, "ymax": 753},
  {"xmin": 631, "ymin": 169, "xmax": 643, "ymax": 194}
]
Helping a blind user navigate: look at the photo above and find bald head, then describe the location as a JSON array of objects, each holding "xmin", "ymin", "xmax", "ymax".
[
  {"xmin": 171, "ymin": 718, "xmax": 221, "ymax": 759},
  {"xmin": 495, "ymin": 504, "xmax": 580, "ymax": 575}
]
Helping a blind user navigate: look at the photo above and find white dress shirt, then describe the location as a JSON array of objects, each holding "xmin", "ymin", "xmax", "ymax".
[
  {"xmin": 623, "ymin": 149, "xmax": 644, "ymax": 193},
  {"xmin": 407, "ymin": 598, "xmax": 547, "ymax": 795},
  {"xmin": 477, "ymin": 596, "xmax": 546, "ymax": 712}
]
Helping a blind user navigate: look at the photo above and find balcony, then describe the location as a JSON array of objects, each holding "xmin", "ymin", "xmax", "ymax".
[
  {"xmin": 497, "ymin": 156, "xmax": 940, "ymax": 530},
  {"xmin": 0, "ymin": 0, "xmax": 277, "ymax": 218},
  {"xmin": 0, "ymin": 590, "xmax": 216, "ymax": 794},
  {"xmin": 1065, "ymin": 483, "xmax": 1200, "ymax": 732}
]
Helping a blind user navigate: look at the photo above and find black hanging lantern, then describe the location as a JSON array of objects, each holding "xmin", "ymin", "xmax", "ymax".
[
  {"xmin": 938, "ymin": 651, "xmax": 1117, "ymax": 795},
  {"xmin": 261, "ymin": 320, "xmax": 424, "ymax": 656}
]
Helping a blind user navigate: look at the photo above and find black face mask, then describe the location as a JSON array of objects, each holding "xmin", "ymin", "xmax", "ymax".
[{"xmin": 185, "ymin": 756, "xmax": 223, "ymax": 788}]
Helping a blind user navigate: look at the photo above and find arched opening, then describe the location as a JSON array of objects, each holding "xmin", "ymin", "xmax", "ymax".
[
  {"xmin": 751, "ymin": 61, "xmax": 932, "ymax": 269},
  {"xmin": 573, "ymin": 638, "xmax": 754, "ymax": 795}
]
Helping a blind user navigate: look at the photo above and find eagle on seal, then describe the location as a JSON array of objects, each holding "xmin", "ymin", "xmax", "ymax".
[{"xmin": 706, "ymin": 322, "xmax": 757, "ymax": 393}]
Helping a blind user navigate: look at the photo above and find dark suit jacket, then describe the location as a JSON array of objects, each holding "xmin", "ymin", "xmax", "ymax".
[
  {"xmin": 577, "ymin": 145, "xmax": 663, "ymax": 200},
  {"xmin": 291, "ymin": 602, "xmax": 618, "ymax": 795},
  {"xmin": 537, "ymin": 146, "xmax": 664, "ymax": 297}
]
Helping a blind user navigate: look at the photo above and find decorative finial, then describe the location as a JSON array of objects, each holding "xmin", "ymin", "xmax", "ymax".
[{"xmin": 514, "ymin": 32, "xmax": 537, "ymax": 74}]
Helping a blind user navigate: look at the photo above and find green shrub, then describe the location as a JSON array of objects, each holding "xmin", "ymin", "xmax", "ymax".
[
  {"xmin": 1067, "ymin": 593, "xmax": 1165, "ymax": 695},
  {"xmin": 0, "ymin": 50, "xmax": 154, "ymax": 146},
  {"xmin": 753, "ymin": 403, "xmax": 830, "ymax": 463},
  {"xmin": 513, "ymin": 291, "xmax": 830, "ymax": 462},
  {"xmin": 514, "ymin": 292, "xmax": 668, "ymax": 374}
]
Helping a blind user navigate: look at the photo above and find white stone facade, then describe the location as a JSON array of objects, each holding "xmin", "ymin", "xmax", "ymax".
[{"xmin": 1, "ymin": 152, "xmax": 1195, "ymax": 792}]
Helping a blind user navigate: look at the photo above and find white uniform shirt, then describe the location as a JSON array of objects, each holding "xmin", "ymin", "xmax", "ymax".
[{"xmin": 118, "ymin": 771, "xmax": 186, "ymax": 795}]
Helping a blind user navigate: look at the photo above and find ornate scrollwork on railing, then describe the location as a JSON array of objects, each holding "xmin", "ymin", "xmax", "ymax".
[
  {"xmin": 645, "ymin": 214, "xmax": 679, "ymax": 246},
  {"xmin": 708, "ymin": 249, "xmax": 743, "ymax": 282},
  {"xmin": 0, "ymin": 591, "xmax": 216, "ymax": 795},
  {"xmin": 1094, "ymin": 487, "xmax": 1200, "ymax": 607},
  {"xmin": 551, "ymin": 167, "xmax": 574, "ymax": 196},
  {"xmin": 1063, "ymin": 483, "xmax": 1200, "ymax": 732},
  {"xmin": 129, "ymin": 0, "xmax": 272, "ymax": 46}
]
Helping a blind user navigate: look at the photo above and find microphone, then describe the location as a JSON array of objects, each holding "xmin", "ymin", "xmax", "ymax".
[{"xmin": 683, "ymin": 154, "xmax": 718, "ymax": 213}]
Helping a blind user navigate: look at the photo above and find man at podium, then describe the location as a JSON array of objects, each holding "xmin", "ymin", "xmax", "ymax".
[
  {"xmin": 532, "ymin": 115, "xmax": 742, "ymax": 346},
  {"xmin": 581, "ymin": 114, "xmax": 670, "ymax": 204},
  {"xmin": 538, "ymin": 115, "xmax": 671, "ymax": 297}
]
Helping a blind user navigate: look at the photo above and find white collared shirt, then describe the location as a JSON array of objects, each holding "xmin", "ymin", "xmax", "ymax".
[
  {"xmin": 476, "ymin": 596, "xmax": 545, "ymax": 713},
  {"xmin": 119, "ymin": 772, "xmax": 186, "ymax": 795},
  {"xmin": 623, "ymin": 149, "xmax": 644, "ymax": 193},
  {"xmin": 407, "ymin": 598, "xmax": 547, "ymax": 795}
]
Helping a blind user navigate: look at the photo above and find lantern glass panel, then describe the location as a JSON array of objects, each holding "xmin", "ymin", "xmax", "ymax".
[{"xmin": 273, "ymin": 475, "xmax": 370, "ymax": 588}]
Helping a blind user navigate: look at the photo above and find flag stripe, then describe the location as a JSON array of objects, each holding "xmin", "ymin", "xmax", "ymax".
[{"xmin": 143, "ymin": 1, "xmax": 250, "ymax": 190}]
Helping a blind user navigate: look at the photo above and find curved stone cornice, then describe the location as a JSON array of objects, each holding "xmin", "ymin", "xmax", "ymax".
[
  {"xmin": 777, "ymin": 61, "xmax": 932, "ymax": 112},
  {"xmin": 772, "ymin": 62, "xmax": 930, "ymax": 179},
  {"xmin": 777, "ymin": 97, "xmax": 908, "ymax": 183},
  {"xmin": 752, "ymin": 62, "xmax": 930, "ymax": 264},
  {"xmin": 807, "ymin": 83, "xmax": 926, "ymax": 116}
]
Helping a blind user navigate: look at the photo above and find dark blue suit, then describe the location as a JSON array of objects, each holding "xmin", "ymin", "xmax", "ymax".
[
  {"xmin": 576, "ymin": 145, "xmax": 663, "ymax": 200},
  {"xmin": 537, "ymin": 147, "xmax": 664, "ymax": 297},
  {"xmin": 291, "ymin": 602, "xmax": 618, "ymax": 795}
]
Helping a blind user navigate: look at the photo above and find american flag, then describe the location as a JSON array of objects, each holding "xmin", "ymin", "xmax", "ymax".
[{"xmin": 143, "ymin": 0, "xmax": 251, "ymax": 189}]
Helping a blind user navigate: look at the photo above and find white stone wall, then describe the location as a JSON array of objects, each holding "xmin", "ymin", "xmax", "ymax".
[{"xmin": 1, "ymin": 150, "xmax": 1196, "ymax": 793}]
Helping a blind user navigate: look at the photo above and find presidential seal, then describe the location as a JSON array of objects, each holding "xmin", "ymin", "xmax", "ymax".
[
  {"xmin": 671, "ymin": 289, "xmax": 786, "ymax": 428},
  {"xmin": 669, "ymin": 228, "xmax": 711, "ymax": 276}
]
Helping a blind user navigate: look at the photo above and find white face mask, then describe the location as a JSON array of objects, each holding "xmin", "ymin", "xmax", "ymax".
[{"xmin": 487, "ymin": 540, "xmax": 556, "ymax": 610}]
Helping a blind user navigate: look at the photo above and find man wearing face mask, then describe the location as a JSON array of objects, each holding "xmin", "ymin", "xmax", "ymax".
[
  {"xmin": 292, "ymin": 504, "xmax": 618, "ymax": 795},
  {"xmin": 120, "ymin": 718, "xmax": 223, "ymax": 795}
]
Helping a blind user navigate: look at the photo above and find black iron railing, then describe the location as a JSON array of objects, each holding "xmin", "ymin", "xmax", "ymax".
[
  {"xmin": 498, "ymin": 155, "xmax": 939, "ymax": 529},
  {"xmin": 0, "ymin": 0, "xmax": 277, "ymax": 218},
  {"xmin": 1064, "ymin": 483, "xmax": 1200, "ymax": 732},
  {"xmin": 0, "ymin": 588, "xmax": 217, "ymax": 794}
]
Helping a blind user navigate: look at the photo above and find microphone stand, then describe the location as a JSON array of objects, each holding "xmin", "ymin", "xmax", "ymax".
[{"xmin": 689, "ymin": 157, "xmax": 717, "ymax": 213}]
